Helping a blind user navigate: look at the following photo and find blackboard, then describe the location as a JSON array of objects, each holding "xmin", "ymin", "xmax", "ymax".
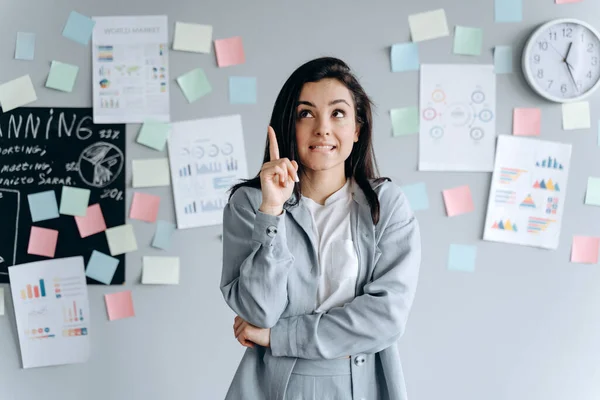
[{"xmin": 0, "ymin": 107, "xmax": 126, "ymax": 284}]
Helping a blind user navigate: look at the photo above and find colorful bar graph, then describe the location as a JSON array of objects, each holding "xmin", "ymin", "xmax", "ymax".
[
  {"xmin": 73, "ymin": 301, "xmax": 77, "ymax": 321},
  {"xmin": 27, "ymin": 284, "xmax": 32, "ymax": 299},
  {"xmin": 34, "ymin": 286, "xmax": 40, "ymax": 298},
  {"xmin": 20, "ymin": 290, "xmax": 26, "ymax": 300},
  {"xmin": 39, "ymin": 279, "xmax": 46, "ymax": 297}
]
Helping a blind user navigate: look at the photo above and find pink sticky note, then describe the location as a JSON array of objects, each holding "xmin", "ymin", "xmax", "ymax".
[
  {"xmin": 442, "ymin": 185, "xmax": 475, "ymax": 217},
  {"xmin": 105, "ymin": 291, "xmax": 135, "ymax": 321},
  {"xmin": 75, "ymin": 204, "xmax": 107, "ymax": 238},
  {"xmin": 513, "ymin": 108, "xmax": 541, "ymax": 136},
  {"xmin": 214, "ymin": 36, "xmax": 245, "ymax": 67},
  {"xmin": 129, "ymin": 192, "xmax": 160, "ymax": 222},
  {"xmin": 556, "ymin": 0, "xmax": 582, "ymax": 3},
  {"xmin": 27, "ymin": 226, "xmax": 58, "ymax": 257},
  {"xmin": 571, "ymin": 236, "xmax": 600, "ymax": 263}
]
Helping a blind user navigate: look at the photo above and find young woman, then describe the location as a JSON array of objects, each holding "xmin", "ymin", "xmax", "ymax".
[{"xmin": 220, "ymin": 57, "xmax": 421, "ymax": 400}]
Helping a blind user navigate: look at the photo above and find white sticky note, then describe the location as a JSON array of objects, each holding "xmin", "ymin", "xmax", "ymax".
[
  {"xmin": 408, "ymin": 9, "xmax": 449, "ymax": 42},
  {"xmin": 142, "ymin": 256, "xmax": 180, "ymax": 284},
  {"xmin": 562, "ymin": 101, "xmax": 591, "ymax": 130},
  {"xmin": 105, "ymin": 224, "xmax": 138, "ymax": 256},
  {"xmin": 173, "ymin": 22, "xmax": 212, "ymax": 53},
  {"xmin": 0, "ymin": 75, "xmax": 37, "ymax": 112},
  {"xmin": 132, "ymin": 158, "xmax": 171, "ymax": 188},
  {"xmin": 0, "ymin": 287, "xmax": 4, "ymax": 316}
]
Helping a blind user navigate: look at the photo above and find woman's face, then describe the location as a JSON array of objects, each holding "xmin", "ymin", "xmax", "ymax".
[{"xmin": 295, "ymin": 78, "xmax": 359, "ymax": 175}]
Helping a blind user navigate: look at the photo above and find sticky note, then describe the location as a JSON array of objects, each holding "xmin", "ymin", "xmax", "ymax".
[
  {"xmin": 585, "ymin": 177, "xmax": 600, "ymax": 206},
  {"xmin": 214, "ymin": 36, "xmax": 245, "ymax": 67},
  {"xmin": 0, "ymin": 75, "xmax": 37, "ymax": 112},
  {"xmin": 556, "ymin": 0, "xmax": 582, "ymax": 3},
  {"xmin": 571, "ymin": 236, "xmax": 600, "ymax": 264},
  {"xmin": 494, "ymin": 46, "xmax": 513, "ymax": 73},
  {"xmin": 46, "ymin": 61, "xmax": 79, "ymax": 93},
  {"xmin": 28, "ymin": 226, "xmax": 58, "ymax": 258},
  {"xmin": 86, "ymin": 250, "xmax": 119, "ymax": 285},
  {"xmin": 27, "ymin": 190, "xmax": 59, "ymax": 222},
  {"xmin": 15, "ymin": 32, "xmax": 35, "ymax": 61},
  {"xmin": 104, "ymin": 291, "xmax": 135, "ymax": 321},
  {"xmin": 229, "ymin": 76, "xmax": 257, "ymax": 104},
  {"xmin": 137, "ymin": 120, "xmax": 170, "ymax": 151},
  {"xmin": 59, "ymin": 186, "xmax": 90, "ymax": 216},
  {"xmin": 400, "ymin": 182, "xmax": 429, "ymax": 211},
  {"xmin": 442, "ymin": 185, "xmax": 475, "ymax": 217},
  {"xmin": 130, "ymin": 192, "xmax": 160, "ymax": 222},
  {"xmin": 448, "ymin": 244, "xmax": 477, "ymax": 272},
  {"xmin": 177, "ymin": 68, "xmax": 212, "ymax": 103},
  {"xmin": 75, "ymin": 204, "xmax": 107, "ymax": 238},
  {"xmin": 142, "ymin": 256, "xmax": 180, "ymax": 284},
  {"xmin": 453, "ymin": 26, "xmax": 483, "ymax": 56},
  {"xmin": 390, "ymin": 107, "xmax": 419, "ymax": 136},
  {"xmin": 173, "ymin": 22, "xmax": 212, "ymax": 53},
  {"xmin": 62, "ymin": 11, "xmax": 95, "ymax": 45},
  {"xmin": 105, "ymin": 224, "xmax": 138, "ymax": 256},
  {"xmin": 132, "ymin": 158, "xmax": 171, "ymax": 188},
  {"xmin": 408, "ymin": 9, "xmax": 449, "ymax": 42},
  {"xmin": 562, "ymin": 101, "xmax": 591, "ymax": 130},
  {"xmin": 495, "ymin": 0, "xmax": 522, "ymax": 22},
  {"xmin": 152, "ymin": 220, "xmax": 176, "ymax": 250},
  {"xmin": 513, "ymin": 108, "xmax": 541, "ymax": 136},
  {"xmin": 391, "ymin": 43, "xmax": 420, "ymax": 72},
  {"xmin": 0, "ymin": 287, "xmax": 4, "ymax": 316}
]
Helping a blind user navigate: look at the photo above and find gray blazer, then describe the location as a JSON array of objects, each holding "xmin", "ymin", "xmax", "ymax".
[{"xmin": 220, "ymin": 178, "xmax": 421, "ymax": 400}]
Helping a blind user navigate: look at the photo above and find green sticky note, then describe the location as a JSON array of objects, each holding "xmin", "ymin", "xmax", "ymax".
[
  {"xmin": 390, "ymin": 107, "xmax": 419, "ymax": 136},
  {"xmin": 137, "ymin": 120, "xmax": 171, "ymax": 151},
  {"xmin": 176, "ymin": 68, "xmax": 212, "ymax": 103},
  {"xmin": 454, "ymin": 26, "xmax": 483, "ymax": 56},
  {"xmin": 60, "ymin": 186, "xmax": 90, "ymax": 216},
  {"xmin": 585, "ymin": 177, "xmax": 600, "ymax": 206},
  {"xmin": 46, "ymin": 61, "xmax": 79, "ymax": 92}
]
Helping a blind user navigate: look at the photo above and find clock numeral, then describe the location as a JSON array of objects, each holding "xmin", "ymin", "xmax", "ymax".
[
  {"xmin": 561, "ymin": 84, "xmax": 568, "ymax": 94},
  {"xmin": 592, "ymin": 57, "xmax": 598, "ymax": 66},
  {"xmin": 534, "ymin": 55, "xmax": 541, "ymax": 64},
  {"xmin": 537, "ymin": 69, "xmax": 544, "ymax": 79},
  {"xmin": 588, "ymin": 43, "xmax": 594, "ymax": 53},
  {"xmin": 562, "ymin": 28, "xmax": 573, "ymax": 38},
  {"xmin": 587, "ymin": 71, "xmax": 593, "ymax": 79},
  {"xmin": 538, "ymin": 41, "xmax": 548, "ymax": 51},
  {"xmin": 547, "ymin": 80, "xmax": 553, "ymax": 89},
  {"xmin": 549, "ymin": 32, "xmax": 557, "ymax": 40}
]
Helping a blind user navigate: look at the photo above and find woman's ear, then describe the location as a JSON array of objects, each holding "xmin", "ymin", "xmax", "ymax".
[{"xmin": 354, "ymin": 125, "xmax": 360, "ymax": 142}]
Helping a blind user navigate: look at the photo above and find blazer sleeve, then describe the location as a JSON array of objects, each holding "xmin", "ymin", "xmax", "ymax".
[
  {"xmin": 270, "ymin": 190, "xmax": 421, "ymax": 359},
  {"xmin": 220, "ymin": 188, "xmax": 295, "ymax": 329}
]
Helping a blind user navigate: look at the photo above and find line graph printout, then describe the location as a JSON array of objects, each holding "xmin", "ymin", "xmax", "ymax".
[{"xmin": 419, "ymin": 64, "xmax": 497, "ymax": 171}]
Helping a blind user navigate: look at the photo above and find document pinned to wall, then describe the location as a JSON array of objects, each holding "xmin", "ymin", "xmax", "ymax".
[
  {"xmin": 419, "ymin": 64, "xmax": 496, "ymax": 171},
  {"xmin": 483, "ymin": 135, "xmax": 572, "ymax": 250},
  {"xmin": 167, "ymin": 115, "xmax": 249, "ymax": 229},
  {"xmin": 92, "ymin": 15, "xmax": 170, "ymax": 123},
  {"xmin": 8, "ymin": 256, "xmax": 90, "ymax": 368}
]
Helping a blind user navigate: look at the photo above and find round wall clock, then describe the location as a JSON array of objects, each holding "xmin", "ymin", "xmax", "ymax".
[{"xmin": 522, "ymin": 18, "xmax": 600, "ymax": 102}]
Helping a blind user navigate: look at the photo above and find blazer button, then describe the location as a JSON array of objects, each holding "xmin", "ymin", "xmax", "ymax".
[
  {"xmin": 266, "ymin": 226, "xmax": 277, "ymax": 237},
  {"xmin": 354, "ymin": 355, "xmax": 366, "ymax": 366}
]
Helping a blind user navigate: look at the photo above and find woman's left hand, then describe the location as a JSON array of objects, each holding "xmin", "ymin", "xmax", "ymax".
[{"xmin": 234, "ymin": 316, "xmax": 271, "ymax": 348}]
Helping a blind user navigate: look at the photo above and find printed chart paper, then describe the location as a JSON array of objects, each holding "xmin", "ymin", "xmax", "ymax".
[
  {"xmin": 8, "ymin": 256, "xmax": 90, "ymax": 368},
  {"xmin": 92, "ymin": 15, "xmax": 170, "ymax": 123},
  {"xmin": 168, "ymin": 115, "xmax": 249, "ymax": 228},
  {"xmin": 419, "ymin": 64, "xmax": 496, "ymax": 171},
  {"xmin": 483, "ymin": 135, "xmax": 572, "ymax": 249}
]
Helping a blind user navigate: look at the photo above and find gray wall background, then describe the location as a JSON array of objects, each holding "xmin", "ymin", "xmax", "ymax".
[{"xmin": 1, "ymin": 0, "xmax": 600, "ymax": 399}]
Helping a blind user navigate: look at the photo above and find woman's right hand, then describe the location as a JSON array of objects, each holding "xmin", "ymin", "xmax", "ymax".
[{"xmin": 259, "ymin": 126, "xmax": 299, "ymax": 215}]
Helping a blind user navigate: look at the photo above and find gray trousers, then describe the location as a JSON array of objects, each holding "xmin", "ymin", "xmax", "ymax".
[{"xmin": 284, "ymin": 354, "xmax": 380, "ymax": 400}]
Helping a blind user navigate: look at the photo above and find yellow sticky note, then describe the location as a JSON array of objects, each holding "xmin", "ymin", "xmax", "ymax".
[
  {"xmin": 142, "ymin": 256, "xmax": 180, "ymax": 284},
  {"xmin": 408, "ymin": 9, "xmax": 449, "ymax": 42},
  {"xmin": 132, "ymin": 158, "xmax": 171, "ymax": 188},
  {"xmin": 105, "ymin": 224, "xmax": 137, "ymax": 256},
  {"xmin": 0, "ymin": 75, "xmax": 37, "ymax": 111},
  {"xmin": 562, "ymin": 101, "xmax": 590, "ymax": 130}
]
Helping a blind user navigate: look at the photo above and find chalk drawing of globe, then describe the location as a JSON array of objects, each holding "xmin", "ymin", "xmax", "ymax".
[{"xmin": 78, "ymin": 142, "xmax": 124, "ymax": 188}]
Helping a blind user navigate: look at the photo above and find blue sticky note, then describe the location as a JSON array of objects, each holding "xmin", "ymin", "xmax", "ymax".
[
  {"xmin": 495, "ymin": 0, "xmax": 522, "ymax": 23},
  {"xmin": 27, "ymin": 190, "xmax": 59, "ymax": 222},
  {"xmin": 494, "ymin": 46, "xmax": 513, "ymax": 73},
  {"xmin": 448, "ymin": 244, "xmax": 477, "ymax": 272},
  {"xmin": 15, "ymin": 32, "xmax": 35, "ymax": 61},
  {"xmin": 391, "ymin": 43, "xmax": 420, "ymax": 72},
  {"xmin": 86, "ymin": 250, "xmax": 119, "ymax": 285},
  {"xmin": 229, "ymin": 76, "xmax": 257, "ymax": 104},
  {"xmin": 62, "ymin": 11, "xmax": 96, "ymax": 45},
  {"xmin": 152, "ymin": 220, "xmax": 176, "ymax": 250},
  {"xmin": 400, "ymin": 182, "xmax": 429, "ymax": 211}
]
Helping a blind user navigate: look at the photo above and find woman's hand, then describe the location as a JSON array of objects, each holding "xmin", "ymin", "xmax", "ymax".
[
  {"xmin": 259, "ymin": 126, "xmax": 299, "ymax": 216},
  {"xmin": 234, "ymin": 316, "xmax": 271, "ymax": 348}
]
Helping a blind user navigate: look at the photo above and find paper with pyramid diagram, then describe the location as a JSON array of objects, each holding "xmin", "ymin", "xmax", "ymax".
[{"xmin": 483, "ymin": 135, "xmax": 571, "ymax": 249}]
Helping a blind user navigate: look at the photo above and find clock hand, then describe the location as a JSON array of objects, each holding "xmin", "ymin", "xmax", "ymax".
[
  {"xmin": 549, "ymin": 43, "xmax": 566, "ymax": 60},
  {"xmin": 564, "ymin": 42, "xmax": 573, "ymax": 62},
  {"xmin": 565, "ymin": 62, "xmax": 579, "ymax": 92}
]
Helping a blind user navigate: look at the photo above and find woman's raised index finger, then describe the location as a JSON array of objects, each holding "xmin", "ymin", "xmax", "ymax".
[{"xmin": 268, "ymin": 126, "xmax": 280, "ymax": 161}]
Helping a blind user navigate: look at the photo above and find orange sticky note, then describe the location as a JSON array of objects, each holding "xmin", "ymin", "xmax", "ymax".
[
  {"xmin": 75, "ymin": 204, "xmax": 107, "ymax": 238},
  {"xmin": 27, "ymin": 226, "xmax": 58, "ymax": 257},
  {"xmin": 214, "ymin": 36, "xmax": 245, "ymax": 67},
  {"xmin": 129, "ymin": 192, "xmax": 160, "ymax": 222},
  {"xmin": 513, "ymin": 108, "xmax": 541, "ymax": 136},
  {"xmin": 442, "ymin": 185, "xmax": 475, "ymax": 216},
  {"xmin": 104, "ymin": 291, "xmax": 135, "ymax": 321},
  {"xmin": 571, "ymin": 236, "xmax": 600, "ymax": 264}
]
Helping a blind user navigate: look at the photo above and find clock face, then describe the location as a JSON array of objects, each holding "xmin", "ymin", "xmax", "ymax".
[{"xmin": 525, "ymin": 20, "xmax": 600, "ymax": 102}]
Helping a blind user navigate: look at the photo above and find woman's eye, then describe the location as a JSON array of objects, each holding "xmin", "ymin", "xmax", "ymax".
[
  {"xmin": 332, "ymin": 110, "xmax": 345, "ymax": 118},
  {"xmin": 298, "ymin": 110, "xmax": 313, "ymax": 118}
]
